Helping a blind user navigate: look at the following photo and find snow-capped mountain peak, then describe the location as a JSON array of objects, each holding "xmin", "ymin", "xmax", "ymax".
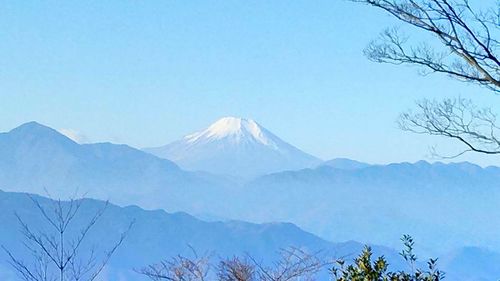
[
  {"xmin": 185, "ymin": 117, "xmax": 274, "ymax": 146},
  {"xmin": 144, "ymin": 117, "xmax": 321, "ymax": 178}
]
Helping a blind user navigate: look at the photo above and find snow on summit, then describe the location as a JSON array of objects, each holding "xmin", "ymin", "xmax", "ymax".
[
  {"xmin": 144, "ymin": 117, "xmax": 321, "ymax": 178},
  {"xmin": 185, "ymin": 117, "xmax": 276, "ymax": 147}
]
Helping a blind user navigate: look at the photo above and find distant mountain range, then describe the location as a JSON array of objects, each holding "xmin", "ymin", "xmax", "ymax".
[
  {"xmin": 0, "ymin": 121, "xmax": 234, "ymax": 213},
  {"xmin": 0, "ymin": 190, "xmax": 401, "ymax": 280},
  {"xmin": 238, "ymin": 160, "xmax": 500, "ymax": 254},
  {"xmin": 1, "ymin": 190, "xmax": 498, "ymax": 281},
  {"xmin": 320, "ymin": 158, "xmax": 371, "ymax": 170},
  {"xmin": 144, "ymin": 117, "xmax": 321, "ymax": 178},
  {"xmin": 2, "ymin": 121, "xmax": 500, "ymax": 280}
]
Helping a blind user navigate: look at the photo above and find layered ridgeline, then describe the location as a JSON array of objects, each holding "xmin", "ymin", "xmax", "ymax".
[
  {"xmin": 0, "ymin": 121, "xmax": 234, "ymax": 213},
  {"xmin": 4, "ymin": 121, "xmax": 500, "ymax": 279},
  {"xmin": 239, "ymin": 160, "xmax": 500, "ymax": 254},
  {"xmin": 0, "ymin": 190, "xmax": 401, "ymax": 281},
  {"xmin": 1, "ymin": 190, "xmax": 498, "ymax": 281},
  {"xmin": 144, "ymin": 117, "xmax": 321, "ymax": 178}
]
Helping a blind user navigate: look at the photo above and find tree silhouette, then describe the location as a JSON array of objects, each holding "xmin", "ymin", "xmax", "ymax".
[
  {"xmin": 2, "ymin": 194, "xmax": 133, "ymax": 281},
  {"xmin": 351, "ymin": 0, "xmax": 500, "ymax": 156}
]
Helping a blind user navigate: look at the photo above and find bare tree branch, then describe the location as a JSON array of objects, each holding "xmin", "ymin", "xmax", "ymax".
[
  {"xmin": 137, "ymin": 250, "xmax": 211, "ymax": 281},
  {"xmin": 399, "ymin": 97, "xmax": 500, "ymax": 156},
  {"xmin": 217, "ymin": 257, "xmax": 255, "ymax": 281},
  {"xmin": 250, "ymin": 247, "xmax": 323, "ymax": 281},
  {"xmin": 351, "ymin": 0, "xmax": 500, "ymax": 157},
  {"xmin": 139, "ymin": 247, "xmax": 324, "ymax": 281},
  {"xmin": 3, "ymin": 194, "xmax": 133, "ymax": 281},
  {"xmin": 352, "ymin": 0, "xmax": 500, "ymax": 92}
]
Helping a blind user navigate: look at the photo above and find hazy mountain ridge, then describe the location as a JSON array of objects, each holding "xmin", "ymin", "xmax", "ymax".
[
  {"xmin": 2, "ymin": 121, "xmax": 500, "ymax": 279},
  {"xmin": 0, "ymin": 190, "xmax": 402, "ymax": 280},
  {"xmin": 0, "ymin": 122, "xmax": 235, "ymax": 213},
  {"xmin": 320, "ymin": 158, "xmax": 371, "ymax": 170},
  {"xmin": 239, "ymin": 161, "xmax": 500, "ymax": 254},
  {"xmin": 0, "ymin": 190, "xmax": 496, "ymax": 281}
]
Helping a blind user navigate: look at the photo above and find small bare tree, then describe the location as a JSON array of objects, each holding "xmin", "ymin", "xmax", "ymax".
[
  {"xmin": 139, "ymin": 247, "xmax": 323, "ymax": 281},
  {"xmin": 2, "ymin": 194, "xmax": 133, "ymax": 281},
  {"xmin": 217, "ymin": 257, "xmax": 255, "ymax": 281},
  {"xmin": 137, "ymin": 249, "xmax": 210, "ymax": 281},
  {"xmin": 351, "ymin": 0, "xmax": 500, "ymax": 156},
  {"xmin": 251, "ymin": 247, "xmax": 323, "ymax": 281}
]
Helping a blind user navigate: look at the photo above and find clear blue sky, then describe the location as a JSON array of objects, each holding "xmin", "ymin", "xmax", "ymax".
[{"xmin": 1, "ymin": 0, "xmax": 499, "ymax": 165}]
